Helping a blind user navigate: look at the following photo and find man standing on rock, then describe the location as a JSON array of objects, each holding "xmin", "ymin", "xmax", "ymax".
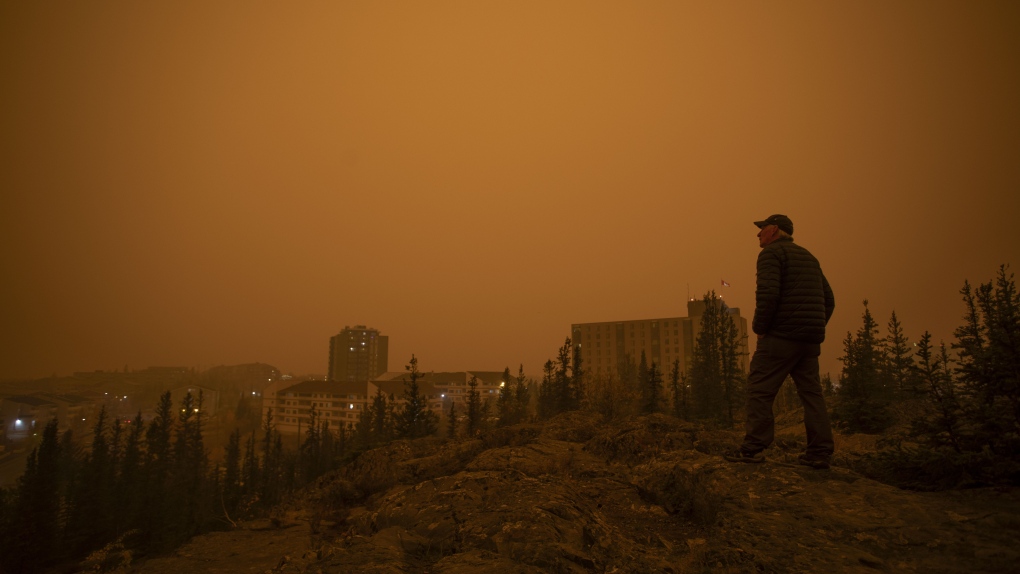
[{"xmin": 724, "ymin": 214, "xmax": 836, "ymax": 469}]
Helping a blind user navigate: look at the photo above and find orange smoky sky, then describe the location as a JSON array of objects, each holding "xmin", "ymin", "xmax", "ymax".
[{"xmin": 1, "ymin": 2, "xmax": 1018, "ymax": 381}]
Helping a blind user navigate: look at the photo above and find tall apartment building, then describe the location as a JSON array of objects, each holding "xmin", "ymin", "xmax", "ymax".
[
  {"xmin": 571, "ymin": 298, "xmax": 749, "ymax": 376},
  {"xmin": 328, "ymin": 325, "xmax": 389, "ymax": 382}
]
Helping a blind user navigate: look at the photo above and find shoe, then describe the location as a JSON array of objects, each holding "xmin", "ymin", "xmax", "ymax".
[
  {"xmin": 797, "ymin": 454, "xmax": 831, "ymax": 469},
  {"xmin": 724, "ymin": 449, "xmax": 765, "ymax": 464}
]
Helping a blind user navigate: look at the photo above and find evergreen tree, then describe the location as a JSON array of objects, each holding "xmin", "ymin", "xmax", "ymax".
[
  {"xmin": 369, "ymin": 388, "xmax": 392, "ymax": 444},
  {"xmin": 241, "ymin": 431, "xmax": 260, "ymax": 503},
  {"xmin": 118, "ymin": 412, "xmax": 145, "ymax": 532},
  {"xmin": 821, "ymin": 373, "xmax": 835, "ymax": 397},
  {"xmin": 497, "ymin": 366, "xmax": 513, "ymax": 427},
  {"xmin": 353, "ymin": 402, "xmax": 374, "ymax": 450},
  {"xmin": 0, "ymin": 487, "xmax": 13, "ymax": 569},
  {"xmin": 684, "ymin": 292, "xmax": 745, "ymax": 425},
  {"xmin": 538, "ymin": 360, "xmax": 557, "ymax": 419},
  {"xmin": 276, "ymin": 432, "xmax": 295, "ymax": 495},
  {"xmin": 259, "ymin": 408, "xmax": 283, "ymax": 509},
  {"xmin": 669, "ymin": 359, "xmax": 689, "ymax": 420},
  {"xmin": 447, "ymin": 400, "xmax": 458, "ymax": 440},
  {"xmin": 5, "ymin": 419, "xmax": 63, "ymax": 573},
  {"xmin": 911, "ymin": 332, "xmax": 964, "ymax": 452},
  {"xmin": 300, "ymin": 403, "xmax": 321, "ymax": 482},
  {"xmin": 953, "ymin": 266, "xmax": 1020, "ymax": 457},
  {"xmin": 833, "ymin": 300, "xmax": 892, "ymax": 433},
  {"xmin": 617, "ymin": 353, "xmax": 637, "ymax": 389},
  {"xmin": 718, "ymin": 302, "xmax": 743, "ymax": 427},
  {"xmin": 571, "ymin": 343, "xmax": 586, "ymax": 410},
  {"xmin": 689, "ymin": 292, "xmax": 731, "ymax": 423},
  {"xmin": 109, "ymin": 416, "xmax": 123, "ymax": 485},
  {"xmin": 335, "ymin": 421, "xmax": 348, "ymax": 458},
  {"xmin": 141, "ymin": 391, "xmax": 175, "ymax": 551},
  {"xmin": 223, "ymin": 428, "xmax": 242, "ymax": 514},
  {"xmin": 643, "ymin": 360, "xmax": 664, "ymax": 414},
  {"xmin": 885, "ymin": 311, "xmax": 917, "ymax": 397},
  {"xmin": 57, "ymin": 426, "xmax": 80, "ymax": 507},
  {"xmin": 555, "ymin": 338, "xmax": 574, "ymax": 413},
  {"xmin": 466, "ymin": 375, "xmax": 484, "ymax": 436},
  {"xmin": 513, "ymin": 364, "xmax": 532, "ymax": 424},
  {"xmin": 638, "ymin": 351, "xmax": 650, "ymax": 405},
  {"xmin": 68, "ymin": 407, "xmax": 115, "ymax": 553},
  {"xmin": 319, "ymin": 421, "xmax": 336, "ymax": 474},
  {"xmin": 167, "ymin": 391, "xmax": 208, "ymax": 544},
  {"xmin": 395, "ymin": 355, "xmax": 439, "ymax": 438}
]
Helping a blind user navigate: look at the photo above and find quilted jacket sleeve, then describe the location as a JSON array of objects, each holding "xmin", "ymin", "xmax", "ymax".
[
  {"xmin": 752, "ymin": 246, "xmax": 782, "ymax": 335},
  {"xmin": 822, "ymin": 271, "xmax": 835, "ymax": 323}
]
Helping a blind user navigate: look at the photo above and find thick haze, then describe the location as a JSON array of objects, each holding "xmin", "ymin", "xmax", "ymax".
[{"xmin": 2, "ymin": 2, "xmax": 1018, "ymax": 381}]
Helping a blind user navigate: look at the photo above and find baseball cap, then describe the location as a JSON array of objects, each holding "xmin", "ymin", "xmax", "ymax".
[{"xmin": 753, "ymin": 214, "xmax": 793, "ymax": 235}]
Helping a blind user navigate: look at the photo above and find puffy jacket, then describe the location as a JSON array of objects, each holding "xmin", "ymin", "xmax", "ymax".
[{"xmin": 752, "ymin": 237, "xmax": 834, "ymax": 343}]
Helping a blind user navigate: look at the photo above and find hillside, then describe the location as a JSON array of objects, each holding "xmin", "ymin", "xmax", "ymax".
[{"xmin": 123, "ymin": 412, "xmax": 1020, "ymax": 574}]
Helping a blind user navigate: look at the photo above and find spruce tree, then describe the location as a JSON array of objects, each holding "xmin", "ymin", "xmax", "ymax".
[
  {"xmin": 718, "ymin": 303, "xmax": 743, "ymax": 427},
  {"xmin": 68, "ymin": 406, "xmax": 115, "ymax": 553},
  {"xmin": 259, "ymin": 408, "xmax": 282, "ymax": 509},
  {"xmin": 821, "ymin": 373, "xmax": 835, "ymax": 397},
  {"xmin": 241, "ymin": 431, "xmax": 260, "ymax": 503},
  {"xmin": 497, "ymin": 366, "xmax": 513, "ymax": 427},
  {"xmin": 911, "ymin": 332, "xmax": 964, "ymax": 452},
  {"xmin": 118, "ymin": 412, "xmax": 145, "ymax": 532},
  {"xmin": 319, "ymin": 421, "xmax": 336, "ymax": 474},
  {"xmin": 223, "ymin": 428, "xmax": 242, "ymax": 514},
  {"xmin": 335, "ymin": 421, "xmax": 348, "ymax": 458},
  {"xmin": 885, "ymin": 311, "xmax": 917, "ymax": 397},
  {"xmin": 447, "ymin": 400, "xmax": 458, "ymax": 440},
  {"xmin": 689, "ymin": 292, "xmax": 724, "ymax": 422},
  {"xmin": 571, "ymin": 344, "xmax": 585, "ymax": 410},
  {"xmin": 6, "ymin": 419, "xmax": 63, "ymax": 573},
  {"xmin": 617, "ymin": 353, "xmax": 637, "ymax": 389},
  {"xmin": 300, "ymin": 403, "xmax": 321, "ymax": 482},
  {"xmin": 555, "ymin": 338, "xmax": 574, "ymax": 413},
  {"xmin": 168, "ymin": 391, "xmax": 207, "ymax": 544},
  {"xmin": 513, "ymin": 364, "xmax": 531, "ymax": 424},
  {"xmin": 953, "ymin": 266, "xmax": 1020, "ymax": 457},
  {"xmin": 353, "ymin": 403, "xmax": 374, "ymax": 450},
  {"xmin": 396, "ymin": 355, "xmax": 439, "ymax": 438},
  {"xmin": 538, "ymin": 360, "xmax": 557, "ymax": 419},
  {"xmin": 637, "ymin": 351, "xmax": 649, "ymax": 405},
  {"xmin": 369, "ymin": 388, "xmax": 392, "ymax": 444},
  {"xmin": 685, "ymin": 292, "xmax": 745, "ymax": 425},
  {"xmin": 466, "ymin": 375, "xmax": 484, "ymax": 436},
  {"xmin": 141, "ymin": 391, "xmax": 175, "ymax": 552},
  {"xmin": 669, "ymin": 359, "xmax": 688, "ymax": 420},
  {"xmin": 833, "ymin": 300, "xmax": 892, "ymax": 433},
  {"xmin": 643, "ymin": 361, "xmax": 663, "ymax": 414}
]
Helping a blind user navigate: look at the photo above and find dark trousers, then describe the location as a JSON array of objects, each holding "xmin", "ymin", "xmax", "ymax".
[{"xmin": 741, "ymin": 335, "xmax": 834, "ymax": 456}]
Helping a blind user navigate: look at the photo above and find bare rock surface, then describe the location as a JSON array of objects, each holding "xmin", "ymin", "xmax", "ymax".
[{"xmin": 128, "ymin": 412, "xmax": 1020, "ymax": 573}]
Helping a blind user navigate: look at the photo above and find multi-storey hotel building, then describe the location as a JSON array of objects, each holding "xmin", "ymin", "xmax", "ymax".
[
  {"xmin": 571, "ymin": 298, "xmax": 749, "ymax": 376},
  {"xmin": 265, "ymin": 370, "xmax": 508, "ymax": 435}
]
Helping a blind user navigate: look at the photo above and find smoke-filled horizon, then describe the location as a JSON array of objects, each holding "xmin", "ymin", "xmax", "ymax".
[{"xmin": 2, "ymin": 2, "xmax": 1018, "ymax": 381}]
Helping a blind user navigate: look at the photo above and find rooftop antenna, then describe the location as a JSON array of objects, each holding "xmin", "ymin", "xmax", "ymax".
[{"xmin": 687, "ymin": 283, "xmax": 690, "ymax": 302}]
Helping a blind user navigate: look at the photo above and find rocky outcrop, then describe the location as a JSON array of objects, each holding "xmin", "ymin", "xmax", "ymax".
[{"xmin": 131, "ymin": 412, "xmax": 1020, "ymax": 573}]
